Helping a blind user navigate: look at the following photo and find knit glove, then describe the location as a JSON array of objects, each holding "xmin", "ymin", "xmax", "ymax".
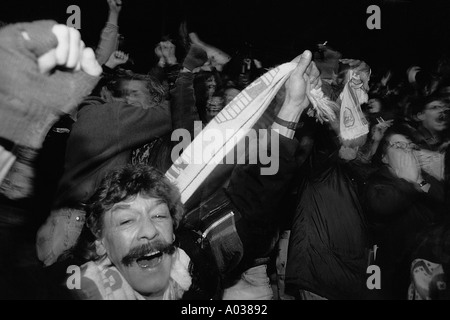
[
  {"xmin": 0, "ymin": 20, "xmax": 100, "ymax": 148},
  {"xmin": 182, "ymin": 44, "xmax": 208, "ymax": 72}
]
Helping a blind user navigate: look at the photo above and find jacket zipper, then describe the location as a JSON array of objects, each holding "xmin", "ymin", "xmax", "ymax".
[{"xmin": 201, "ymin": 211, "xmax": 235, "ymax": 248}]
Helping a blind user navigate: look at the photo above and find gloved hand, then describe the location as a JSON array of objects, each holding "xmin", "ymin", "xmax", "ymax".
[{"xmin": 0, "ymin": 21, "xmax": 102, "ymax": 148}]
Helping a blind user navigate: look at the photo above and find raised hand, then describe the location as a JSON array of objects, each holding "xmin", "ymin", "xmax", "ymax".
[
  {"xmin": 37, "ymin": 24, "xmax": 102, "ymax": 76},
  {"xmin": 155, "ymin": 40, "xmax": 177, "ymax": 67},
  {"xmin": 189, "ymin": 33, "xmax": 231, "ymax": 71},
  {"xmin": 391, "ymin": 149, "xmax": 421, "ymax": 184},
  {"xmin": 372, "ymin": 119, "xmax": 394, "ymax": 142},
  {"xmin": 160, "ymin": 40, "xmax": 177, "ymax": 65},
  {"xmin": 273, "ymin": 50, "xmax": 322, "ymax": 138},
  {"xmin": 107, "ymin": 0, "xmax": 123, "ymax": 15},
  {"xmin": 283, "ymin": 50, "xmax": 321, "ymax": 111},
  {"xmin": 105, "ymin": 50, "xmax": 129, "ymax": 69}
]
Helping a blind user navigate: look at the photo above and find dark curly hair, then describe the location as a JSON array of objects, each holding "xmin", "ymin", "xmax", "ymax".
[
  {"xmin": 93, "ymin": 69, "xmax": 167, "ymax": 104},
  {"xmin": 86, "ymin": 164, "xmax": 184, "ymax": 238}
]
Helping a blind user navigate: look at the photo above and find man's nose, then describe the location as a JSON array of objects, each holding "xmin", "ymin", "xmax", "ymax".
[{"xmin": 137, "ymin": 217, "xmax": 158, "ymax": 241}]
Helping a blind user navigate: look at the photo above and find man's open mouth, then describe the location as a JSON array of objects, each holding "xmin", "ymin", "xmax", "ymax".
[
  {"xmin": 122, "ymin": 241, "xmax": 175, "ymax": 267},
  {"xmin": 135, "ymin": 251, "xmax": 163, "ymax": 269}
]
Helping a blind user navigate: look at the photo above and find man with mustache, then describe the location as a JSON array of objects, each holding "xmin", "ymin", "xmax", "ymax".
[{"xmin": 73, "ymin": 164, "xmax": 192, "ymax": 300}]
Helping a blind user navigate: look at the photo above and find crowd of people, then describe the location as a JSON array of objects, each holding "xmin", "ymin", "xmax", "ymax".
[{"xmin": 0, "ymin": 0, "xmax": 449, "ymax": 300}]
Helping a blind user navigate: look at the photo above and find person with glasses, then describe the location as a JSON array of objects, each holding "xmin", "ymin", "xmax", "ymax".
[
  {"xmin": 363, "ymin": 124, "xmax": 447, "ymax": 299},
  {"xmin": 404, "ymin": 95, "xmax": 450, "ymax": 189},
  {"xmin": 409, "ymin": 95, "xmax": 449, "ymax": 151}
]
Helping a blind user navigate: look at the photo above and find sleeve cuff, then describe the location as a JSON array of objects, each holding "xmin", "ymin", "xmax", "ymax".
[{"xmin": 105, "ymin": 22, "xmax": 119, "ymax": 29}]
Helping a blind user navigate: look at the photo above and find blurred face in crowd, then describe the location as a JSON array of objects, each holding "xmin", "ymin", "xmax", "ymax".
[
  {"xmin": 224, "ymin": 88, "xmax": 240, "ymax": 105},
  {"xmin": 368, "ymin": 98, "xmax": 382, "ymax": 114},
  {"xmin": 121, "ymin": 80, "xmax": 155, "ymax": 109},
  {"xmin": 96, "ymin": 194, "xmax": 175, "ymax": 299},
  {"xmin": 417, "ymin": 99, "xmax": 449, "ymax": 133},
  {"xmin": 205, "ymin": 76, "xmax": 217, "ymax": 97},
  {"xmin": 206, "ymin": 96, "xmax": 224, "ymax": 122}
]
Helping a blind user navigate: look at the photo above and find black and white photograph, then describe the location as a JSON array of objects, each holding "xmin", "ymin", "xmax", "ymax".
[{"xmin": 0, "ymin": 0, "xmax": 449, "ymax": 304}]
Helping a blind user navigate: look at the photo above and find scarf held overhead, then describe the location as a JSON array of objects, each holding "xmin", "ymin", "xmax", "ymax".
[
  {"xmin": 166, "ymin": 61, "xmax": 338, "ymax": 204},
  {"xmin": 339, "ymin": 69, "xmax": 369, "ymax": 141}
]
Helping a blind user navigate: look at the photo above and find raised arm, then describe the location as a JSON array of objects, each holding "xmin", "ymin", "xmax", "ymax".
[
  {"xmin": 95, "ymin": 0, "xmax": 123, "ymax": 66},
  {"xmin": 227, "ymin": 50, "xmax": 321, "ymax": 228}
]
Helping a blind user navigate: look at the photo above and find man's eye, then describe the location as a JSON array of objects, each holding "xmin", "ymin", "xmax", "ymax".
[
  {"xmin": 153, "ymin": 214, "xmax": 168, "ymax": 219},
  {"xmin": 120, "ymin": 220, "xmax": 133, "ymax": 226}
]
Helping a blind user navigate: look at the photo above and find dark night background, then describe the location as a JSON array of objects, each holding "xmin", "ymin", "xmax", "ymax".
[{"xmin": 1, "ymin": 0, "xmax": 450, "ymax": 77}]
